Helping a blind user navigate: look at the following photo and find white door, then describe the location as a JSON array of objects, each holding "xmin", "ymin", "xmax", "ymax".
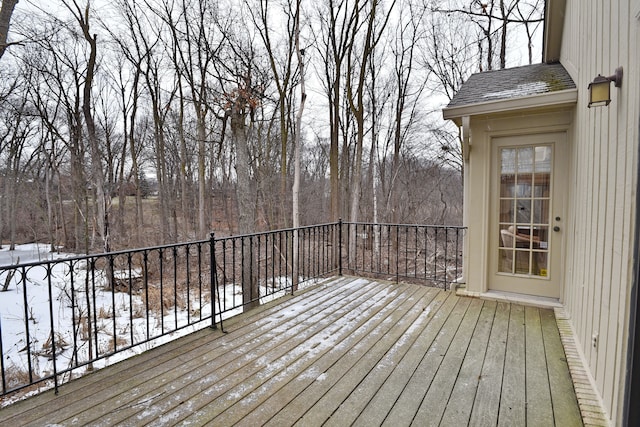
[{"xmin": 490, "ymin": 133, "xmax": 566, "ymax": 298}]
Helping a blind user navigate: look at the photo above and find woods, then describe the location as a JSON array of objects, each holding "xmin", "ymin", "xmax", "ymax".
[{"xmin": 0, "ymin": 0, "xmax": 543, "ymax": 253}]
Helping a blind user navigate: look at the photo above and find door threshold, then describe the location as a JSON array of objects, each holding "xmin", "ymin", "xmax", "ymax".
[{"xmin": 456, "ymin": 288, "xmax": 562, "ymax": 309}]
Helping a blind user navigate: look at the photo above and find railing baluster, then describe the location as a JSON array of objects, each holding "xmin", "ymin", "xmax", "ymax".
[
  {"xmin": 222, "ymin": 239, "xmax": 227, "ymax": 311},
  {"xmin": 109, "ymin": 254, "xmax": 117, "ymax": 352},
  {"xmin": 424, "ymin": 227, "xmax": 428, "ymax": 279},
  {"xmin": 127, "ymin": 253, "xmax": 134, "ymax": 347},
  {"xmin": 271, "ymin": 233, "xmax": 281, "ymax": 289},
  {"xmin": 257, "ymin": 235, "xmax": 262, "ymax": 298},
  {"xmin": 445, "ymin": 228, "xmax": 450, "ymax": 284},
  {"xmin": 173, "ymin": 247, "xmax": 178, "ymax": 330},
  {"xmin": 433, "ymin": 228, "xmax": 439, "ymax": 283},
  {"xmin": 159, "ymin": 249, "xmax": 164, "ymax": 333},
  {"xmin": 69, "ymin": 260, "xmax": 78, "ymax": 367},
  {"xmin": 210, "ymin": 232, "xmax": 217, "ymax": 330},
  {"xmin": 315, "ymin": 227, "xmax": 319, "ymax": 278},
  {"xmin": 339, "ymin": 219, "xmax": 343, "ymax": 276},
  {"xmin": 46, "ymin": 263, "xmax": 58, "ymax": 393},
  {"xmin": 198, "ymin": 242, "xmax": 203, "ymax": 317},
  {"xmin": 90, "ymin": 258, "xmax": 99, "ymax": 361},
  {"xmin": 414, "ymin": 226, "xmax": 418, "ymax": 278},
  {"xmin": 186, "ymin": 246, "xmax": 191, "ymax": 325},
  {"xmin": 0, "ymin": 318, "xmax": 5, "ymax": 394},
  {"xmin": 21, "ymin": 266, "xmax": 33, "ymax": 384},
  {"xmin": 250, "ymin": 236, "xmax": 254, "ymax": 302},
  {"xmin": 143, "ymin": 250, "xmax": 150, "ymax": 341}
]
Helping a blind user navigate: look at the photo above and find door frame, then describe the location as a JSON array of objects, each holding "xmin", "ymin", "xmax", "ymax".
[{"xmin": 488, "ymin": 132, "xmax": 568, "ymax": 298}]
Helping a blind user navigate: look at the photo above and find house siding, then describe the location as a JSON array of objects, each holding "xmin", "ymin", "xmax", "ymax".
[{"xmin": 560, "ymin": 1, "xmax": 640, "ymax": 424}]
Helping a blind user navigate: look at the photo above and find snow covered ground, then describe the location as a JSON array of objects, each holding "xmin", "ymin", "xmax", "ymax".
[
  {"xmin": 0, "ymin": 243, "xmax": 306, "ymax": 406},
  {"xmin": 0, "ymin": 243, "xmax": 69, "ymax": 266}
]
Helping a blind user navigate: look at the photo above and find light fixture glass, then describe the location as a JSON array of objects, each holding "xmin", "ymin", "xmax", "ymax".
[
  {"xmin": 588, "ymin": 75, "xmax": 611, "ymax": 107},
  {"xmin": 588, "ymin": 67, "xmax": 623, "ymax": 108}
]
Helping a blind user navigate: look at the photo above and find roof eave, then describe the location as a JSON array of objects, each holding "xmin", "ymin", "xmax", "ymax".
[{"xmin": 442, "ymin": 88, "xmax": 577, "ymax": 124}]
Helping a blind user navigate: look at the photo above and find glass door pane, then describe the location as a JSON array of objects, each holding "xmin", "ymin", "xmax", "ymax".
[{"xmin": 498, "ymin": 145, "xmax": 551, "ymax": 277}]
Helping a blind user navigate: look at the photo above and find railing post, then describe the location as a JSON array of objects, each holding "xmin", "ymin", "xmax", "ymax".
[
  {"xmin": 210, "ymin": 232, "xmax": 217, "ymax": 330},
  {"xmin": 46, "ymin": 263, "xmax": 59, "ymax": 394},
  {"xmin": 396, "ymin": 226, "xmax": 400, "ymax": 283},
  {"xmin": 338, "ymin": 218, "xmax": 343, "ymax": 276},
  {"xmin": 0, "ymin": 317, "xmax": 5, "ymax": 394},
  {"xmin": 292, "ymin": 227, "xmax": 298, "ymax": 294}
]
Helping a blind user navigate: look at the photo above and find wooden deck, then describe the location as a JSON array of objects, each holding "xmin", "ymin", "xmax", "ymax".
[{"xmin": 0, "ymin": 276, "xmax": 582, "ymax": 426}]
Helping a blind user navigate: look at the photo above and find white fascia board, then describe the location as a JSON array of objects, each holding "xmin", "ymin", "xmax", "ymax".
[{"xmin": 442, "ymin": 88, "xmax": 578, "ymax": 124}]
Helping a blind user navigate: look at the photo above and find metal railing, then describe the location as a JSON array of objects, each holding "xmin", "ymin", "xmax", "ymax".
[
  {"xmin": 343, "ymin": 222, "xmax": 465, "ymax": 286},
  {"xmin": 0, "ymin": 222, "xmax": 464, "ymax": 398}
]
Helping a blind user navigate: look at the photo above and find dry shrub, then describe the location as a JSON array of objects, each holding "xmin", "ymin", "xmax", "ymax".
[
  {"xmin": 144, "ymin": 284, "xmax": 186, "ymax": 315},
  {"xmin": 76, "ymin": 315, "xmax": 90, "ymax": 341},
  {"xmin": 37, "ymin": 333, "xmax": 68, "ymax": 358},
  {"xmin": 3, "ymin": 364, "xmax": 33, "ymax": 389},
  {"xmin": 108, "ymin": 336, "xmax": 129, "ymax": 352},
  {"xmin": 98, "ymin": 307, "xmax": 112, "ymax": 319},
  {"xmin": 132, "ymin": 303, "xmax": 145, "ymax": 319}
]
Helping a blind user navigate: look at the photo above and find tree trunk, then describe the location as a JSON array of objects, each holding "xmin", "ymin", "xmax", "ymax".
[
  {"xmin": 232, "ymin": 103, "xmax": 258, "ymax": 311},
  {"xmin": 197, "ymin": 109, "xmax": 207, "ymax": 237},
  {"xmin": 292, "ymin": 0, "xmax": 305, "ymax": 291},
  {"xmin": 70, "ymin": 0, "xmax": 109, "ymax": 253},
  {"xmin": 0, "ymin": 0, "xmax": 18, "ymax": 60},
  {"xmin": 45, "ymin": 154, "xmax": 56, "ymax": 252},
  {"xmin": 499, "ymin": 0, "xmax": 507, "ymax": 69}
]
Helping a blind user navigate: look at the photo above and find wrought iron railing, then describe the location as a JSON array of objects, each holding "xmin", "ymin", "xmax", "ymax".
[
  {"xmin": 0, "ymin": 222, "xmax": 464, "ymax": 398},
  {"xmin": 343, "ymin": 222, "xmax": 465, "ymax": 286}
]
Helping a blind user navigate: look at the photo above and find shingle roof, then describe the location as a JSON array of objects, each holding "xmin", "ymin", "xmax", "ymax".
[{"xmin": 446, "ymin": 62, "xmax": 576, "ymax": 108}]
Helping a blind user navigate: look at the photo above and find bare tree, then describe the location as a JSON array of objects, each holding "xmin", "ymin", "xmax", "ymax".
[
  {"xmin": 212, "ymin": 5, "xmax": 271, "ymax": 309},
  {"xmin": 0, "ymin": 79, "xmax": 38, "ymax": 249},
  {"xmin": 292, "ymin": 0, "xmax": 305, "ymax": 289},
  {"xmin": 156, "ymin": 0, "xmax": 222, "ymax": 238},
  {"xmin": 247, "ymin": 0, "xmax": 298, "ymax": 228},
  {"xmin": 18, "ymin": 12, "xmax": 92, "ymax": 252},
  {"xmin": 0, "ymin": 0, "xmax": 475, "ymax": 250},
  {"xmin": 515, "ymin": 0, "xmax": 544, "ymax": 64},
  {"xmin": 315, "ymin": 0, "xmax": 357, "ymax": 222},
  {"xmin": 382, "ymin": 0, "xmax": 428, "ymax": 224},
  {"xmin": 432, "ymin": 0, "xmax": 544, "ymax": 70},
  {"xmin": 115, "ymin": 0, "xmax": 178, "ymax": 243},
  {"xmin": 109, "ymin": 0, "xmax": 157, "ymax": 244},
  {"xmin": 62, "ymin": 0, "xmax": 111, "ymax": 252},
  {"xmin": 345, "ymin": 0, "xmax": 395, "ymax": 260}
]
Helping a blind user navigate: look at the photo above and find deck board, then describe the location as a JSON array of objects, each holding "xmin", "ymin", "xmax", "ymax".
[
  {"xmin": 412, "ymin": 298, "xmax": 486, "ymax": 426},
  {"xmin": 498, "ymin": 303, "xmax": 527, "ymax": 427},
  {"xmin": 0, "ymin": 277, "xmax": 583, "ymax": 426},
  {"xmin": 525, "ymin": 305, "xmax": 555, "ymax": 426},
  {"xmin": 540, "ymin": 309, "xmax": 584, "ymax": 426},
  {"xmin": 381, "ymin": 296, "xmax": 474, "ymax": 425},
  {"xmin": 320, "ymin": 288, "xmax": 443, "ymax": 426},
  {"xmin": 439, "ymin": 300, "xmax": 497, "ymax": 427},
  {"xmin": 468, "ymin": 301, "xmax": 509, "ymax": 427}
]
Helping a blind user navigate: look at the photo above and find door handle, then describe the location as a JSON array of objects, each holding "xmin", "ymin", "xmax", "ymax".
[{"xmin": 553, "ymin": 226, "xmax": 560, "ymax": 232}]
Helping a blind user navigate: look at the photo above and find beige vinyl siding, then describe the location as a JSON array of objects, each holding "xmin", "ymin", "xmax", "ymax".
[
  {"xmin": 560, "ymin": 0, "xmax": 639, "ymax": 424},
  {"xmin": 559, "ymin": 0, "xmax": 579, "ymax": 78}
]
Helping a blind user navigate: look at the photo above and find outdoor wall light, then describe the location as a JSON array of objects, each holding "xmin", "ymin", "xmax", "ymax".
[{"xmin": 588, "ymin": 66, "xmax": 623, "ymax": 107}]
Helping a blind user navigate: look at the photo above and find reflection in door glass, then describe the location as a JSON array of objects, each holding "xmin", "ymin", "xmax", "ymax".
[
  {"xmin": 518, "ymin": 147, "xmax": 534, "ymax": 173},
  {"xmin": 499, "ymin": 145, "xmax": 551, "ymax": 277}
]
